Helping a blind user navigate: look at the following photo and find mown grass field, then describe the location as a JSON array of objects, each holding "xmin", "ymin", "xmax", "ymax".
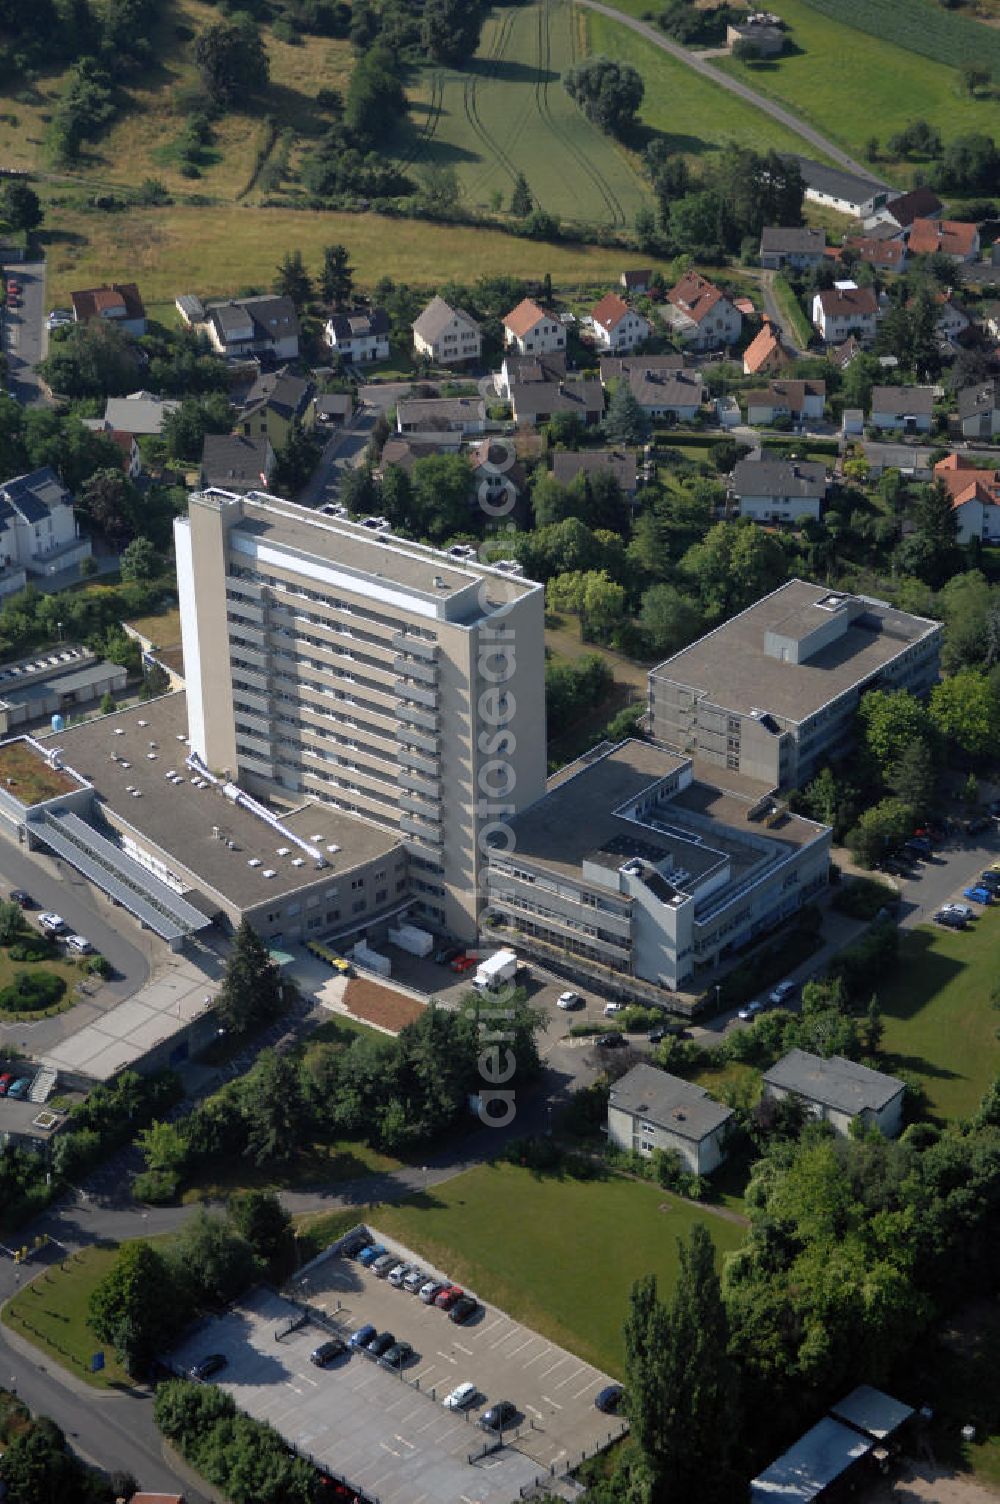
[
  {"xmin": 395, "ymin": 0, "xmax": 650, "ymax": 228},
  {"xmin": 368, "ymin": 1162, "xmax": 747, "ymax": 1376},
  {"xmin": 877, "ymin": 908, "xmax": 1000, "ymax": 1123},
  {"xmin": 716, "ymin": 0, "xmax": 1000, "ymax": 172},
  {"xmin": 585, "ymin": 10, "xmax": 824, "ymax": 165},
  {"xmin": 41, "ymin": 203, "xmax": 677, "ymax": 305},
  {"xmin": 3, "ymin": 1246, "xmax": 131, "ymax": 1390}
]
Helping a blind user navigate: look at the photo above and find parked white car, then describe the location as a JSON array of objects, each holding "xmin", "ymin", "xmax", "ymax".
[
  {"xmin": 443, "ymin": 1382, "xmax": 478, "ymax": 1411},
  {"xmin": 603, "ymin": 1001, "xmax": 624, "ymax": 1017},
  {"xmin": 37, "ymin": 912, "xmax": 66, "ymax": 933},
  {"xmin": 65, "ymin": 934, "xmax": 93, "ymax": 955},
  {"xmin": 557, "ymin": 991, "xmax": 584, "ymax": 1011}
]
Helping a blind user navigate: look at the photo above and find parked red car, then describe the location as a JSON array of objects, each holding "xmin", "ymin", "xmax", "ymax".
[
  {"xmin": 435, "ymin": 1284, "xmax": 463, "ymax": 1311},
  {"xmin": 450, "ymin": 955, "xmax": 475, "ymax": 974},
  {"xmin": 0, "ymin": 1074, "xmax": 13, "ymax": 1096}
]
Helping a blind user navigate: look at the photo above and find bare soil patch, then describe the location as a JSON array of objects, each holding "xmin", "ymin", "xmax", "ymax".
[{"xmin": 343, "ymin": 977, "xmax": 425, "ymax": 1034}]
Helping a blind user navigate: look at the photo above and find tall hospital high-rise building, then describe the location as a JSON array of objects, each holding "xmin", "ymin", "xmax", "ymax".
[{"xmin": 175, "ymin": 490, "xmax": 547, "ymax": 942}]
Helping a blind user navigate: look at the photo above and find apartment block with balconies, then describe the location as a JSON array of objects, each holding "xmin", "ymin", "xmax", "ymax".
[{"xmin": 176, "ymin": 491, "xmax": 547, "ymax": 942}]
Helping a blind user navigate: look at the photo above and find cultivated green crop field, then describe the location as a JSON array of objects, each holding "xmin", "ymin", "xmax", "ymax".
[
  {"xmin": 877, "ymin": 908, "xmax": 1000, "ymax": 1124},
  {"xmin": 799, "ymin": 0, "xmax": 1000, "ymax": 76},
  {"xmin": 394, "ymin": 0, "xmax": 650, "ymax": 228},
  {"xmin": 584, "ymin": 9, "xmax": 825, "ymax": 165},
  {"xmin": 716, "ymin": 0, "xmax": 1000, "ymax": 172}
]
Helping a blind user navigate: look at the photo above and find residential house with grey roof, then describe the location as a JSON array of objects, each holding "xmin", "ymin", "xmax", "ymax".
[
  {"xmin": 868, "ymin": 385, "xmax": 935, "ymax": 433},
  {"xmin": 763, "ymin": 1048, "xmax": 905, "ymax": 1137},
  {"xmin": 730, "ymin": 457, "xmax": 827, "ymax": 522},
  {"xmin": 412, "ymin": 296, "xmax": 481, "ymax": 366},
  {"xmin": 957, "ymin": 378, "xmax": 1000, "ymax": 439},
  {"xmin": 325, "ymin": 307, "xmax": 390, "ymax": 364},
  {"xmin": 199, "ymin": 434, "xmax": 275, "ymax": 494},
  {"xmin": 625, "ymin": 368, "xmax": 703, "ymax": 422},
  {"xmin": 648, "ymin": 578, "xmax": 941, "ymax": 788},
  {"xmin": 793, "ymin": 157, "xmax": 889, "ymax": 218},
  {"xmin": 103, "ymin": 393, "xmax": 179, "ymax": 436},
  {"xmin": 238, "ymin": 367, "xmax": 315, "ymax": 450},
  {"xmin": 200, "ymin": 295, "xmax": 300, "ymax": 360},
  {"xmin": 759, "ymin": 226, "xmax": 826, "ymax": 270},
  {"xmin": 744, "ymin": 379, "xmax": 825, "ymax": 426},
  {"xmin": 396, "ymin": 395, "xmax": 485, "ymax": 439},
  {"xmin": 0, "ymin": 468, "xmax": 91, "ymax": 595},
  {"xmin": 608, "ymin": 1063, "xmax": 734, "ymax": 1175},
  {"xmin": 509, "ymin": 379, "xmax": 604, "ymax": 428},
  {"xmin": 551, "ymin": 449, "xmax": 637, "ymax": 496}
]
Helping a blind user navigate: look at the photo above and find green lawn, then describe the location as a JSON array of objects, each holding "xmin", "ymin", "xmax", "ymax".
[
  {"xmin": 2, "ymin": 1247, "xmax": 131, "ymax": 1390},
  {"xmin": 393, "ymin": 1, "xmax": 650, "ymax": 229},
  {"xmin": 715, "ymin": 0, "xmax": 1000, "ymax": 174},
  {"xmin": 586, "ymin": 10, "xmax": 824, "ymax": 165},
  {"xmin": 371, "ymin": 1162, "xmax": 747, "ymax": 1375},
  {"xmin": 876, "ymin": 910, "xmax": 1000, "ymax": 1123}
]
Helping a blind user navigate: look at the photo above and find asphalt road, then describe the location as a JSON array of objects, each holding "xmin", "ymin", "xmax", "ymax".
[
  {"xmin": 576, "ymin": 0, "xmax": 893, "ymax": 185},
  {"xmin": 2, "ymin": 261, "xmax": 48, "ymax": 406},
  {"xmin": 0, "ymin": 837, "xmax": 150, "ymax": 1006},
  {"xmin": 296, "ymin": 411, "xmax": 376, "ymax": 509}
]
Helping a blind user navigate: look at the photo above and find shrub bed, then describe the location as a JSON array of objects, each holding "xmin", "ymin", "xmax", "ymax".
[
  {"xmin": 0, "ymin": 970, "xmax": 65, "ymax": 1012},
  {"xmin": 8, "ymin": 940, "xmax": 56, "ymax": 963},
  {"xmin": 832, "ymin": 876, "xmax": 898, "ymax": 919}
]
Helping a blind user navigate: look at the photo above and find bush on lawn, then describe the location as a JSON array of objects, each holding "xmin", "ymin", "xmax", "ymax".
[
  {"xmin": 132, "ymin": 1169, "xmax": 179, "ymax": 1205},
  {"xmin": 154, "ymin": 1380, "xmax": 316, "ymax": 1504},
  {"xmin": 8, "ymin": 940, "xmax": 55, "ymax": 963},
  {"xmin": 832, "ymin": 876, "xmax": 898, "ymax": 920},
  {"xmin": 86, "ymin": 954, "xmax": 112, "ymax": 979},
  {"xmin": 0, "ymin": 970, "xmax": 65, "ymax": 1012}
]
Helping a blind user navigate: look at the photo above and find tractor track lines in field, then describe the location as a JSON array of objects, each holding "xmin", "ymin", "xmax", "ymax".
[
  {"xmin": 534, "ymin": 0, "xmax": 625, "ymax": 226},
  {"xmin": 400, "ymin": 70, "xmax": 445, "ymax": 171}
]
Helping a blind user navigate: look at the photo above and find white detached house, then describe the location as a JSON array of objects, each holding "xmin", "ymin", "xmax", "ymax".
[
  {"xmin": 589, "ymin": 292, "xmax": 651, "ymax": 354},
  {"xmin": 502, "ymin": 298, "xmax": 567, "ymax": 356}
]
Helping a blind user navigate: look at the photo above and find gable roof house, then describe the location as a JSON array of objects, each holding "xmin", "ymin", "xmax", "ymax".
[
  {"xmin": 412, "ymin": 296, "xmax": 482, "ymax": 366},
  {"xmin": 103, "ymin": 392, "xmax": 179, "ymax": 436},
  {"xmin": 71, "ymin": 282, "xmax": 146, "ymax": 337},
  {"xmin": 869, "ymin": 384, "xmax": 936, "ymax": 433},
  {"xmin": 0, "ymin": 467, "xmax": 92, "ymax": 594},
  {"xmin": 509, "ymin": 378, "xmax": 604, "ymax": 429},
  {"xmin": 551, "ymin": 449, "xmax": 638, "ymax": 497},
  {"xmin": 925, "ymin": 288, "xmax": 971, "ymax": 345},
  {"xmin": 324, "ymin": 306, "xmax": 390, "ymax": 364},
  {"xmin": 744, "ymin": 379, "xmax": 825, "ymax": 426},
  {"xmin": 811, "ymin": 283, "xmax": 879, "ymax": 342},
  {"xmin": 600, "ymin": 354, "xmax": 686, "ymax": 386},
  {"xmin": 664, "ymin": 272, "xmax": 742, "ymax": 349},
  {"xmin": 727, "ymin": 14, "xmax": 785, "ymax": 55},
  {"xmin": 841, "ymin": 236, "xmax": 907, "ymax": 273},
  {"xmin": 608, "ymin": 1063, "xmax": 734, "ymax": 1176},
  {"xmin": 743, "ymin": 317, "xmax": 791, "ymax": 376},
  {"xmin": 199, "ymin": 434, "xmax": 276, "ymax": 494},
  {"xmin": 589, "ymin": 292, "xmax": 652, "ymax": 354},
  {"xmin": 502, "ymin": 299, "xmax": 566, "ymax": 356},
  {"xmin": 376, "ymin": 436, "xmax": 458, "ymax": 479},
  {"xmin": 907, "ymin": 217, "xmax": 980, "ymax": 263},
  {"xmin": 81, "ymin": 420, "xmax": 143, "ymax": 481},
  {"xmin": 497, "ymin": 350, "xmax": 566, "ymax": 400},
  {"xmin": 759, "ymin": 225, "xmax": 826, "ymax": 271},
  {"xmin": 934, "ymin": 452, "xmax": 1000, "ymax": 543},
  {"xmin": 396, "ymin": 395, "xmax": 486, "ymax": 439},
  {"xmin": 626, "ymin": 368, "xmax": 703, "ymax": 422},
  {"xmin": 793, "ymin": 157, "xmax": 889, "ymax": 219},
  {"xmin": 957, "ymin": 378, "xmax": 1000, "ymax": 439},
  {"xmin": 202, "ymin": 295, "xmax": 301, "ymax": 360},
  {"xmin": 865, "ymin": 185, "xmax": 944, "ymax": 233},
  {"xmin": 730, "ymin": 457, "xmax": 827, "ymax": 523},
  {"xmin": 238, "ymin": 367, "xmax": 315, "ymax": 449},
  {"xmin": 763, "ymin": 1047, "xmax": 905, "ymax": 1137}
]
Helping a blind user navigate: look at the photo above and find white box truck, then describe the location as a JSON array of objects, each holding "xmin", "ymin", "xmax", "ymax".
[
  {"xmin": 473, "ymin": 948, "xmax": 520, "ymax": 991},
  {"xmin": 388, "ymin": 923, "xmax": 434, "ymax": 958}
]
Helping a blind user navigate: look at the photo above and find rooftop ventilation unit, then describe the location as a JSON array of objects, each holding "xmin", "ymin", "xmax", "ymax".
[
  {"xmin": 493, "ymin": 559, "xmax": 523, "ymax": 576},
  {"xmin": 361, "ymin": 515, "xmax": 391, "ymax": 532},
  {"xmin": 262, "ymin": 868, "xmax": 277, "ymax": 879}
]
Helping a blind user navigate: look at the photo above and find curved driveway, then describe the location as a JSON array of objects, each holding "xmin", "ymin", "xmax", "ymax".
[{"xmin": 576, "ymin": 0, "xmax": 892, "ymax": 185}]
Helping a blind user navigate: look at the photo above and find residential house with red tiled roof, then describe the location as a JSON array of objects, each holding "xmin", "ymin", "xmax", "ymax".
[
  {"xmin": 70, "ymin": 282, "xmax": 146, "ymax": 336},
  {"xmin": 663, "ymin": 271, "xmax": 742, "ymax": 350},
  {"xmin": 589, "ymin": 292, "xmax": 651, "ymax": 353},
  {"xmin": 907, "ymin": 218, "xmax": 980, "ymax": 263},
  {"xmin": 841, "ymin": 237, "xmax": 907, "ymax": 273},
  {"xmin": 502, "ymin": 298, "xmax": 566, "ymax": 356},
  {"xmin": 934, "ymin": 453, "xmax": 1000, "ymax": 544},
  {"xmin": 743, "ymin": 317, "xmax": 790, "ymax": 376},
  {"xmin": 865, "ymin": 186, "xmax": 943, "ymax": 233}
]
